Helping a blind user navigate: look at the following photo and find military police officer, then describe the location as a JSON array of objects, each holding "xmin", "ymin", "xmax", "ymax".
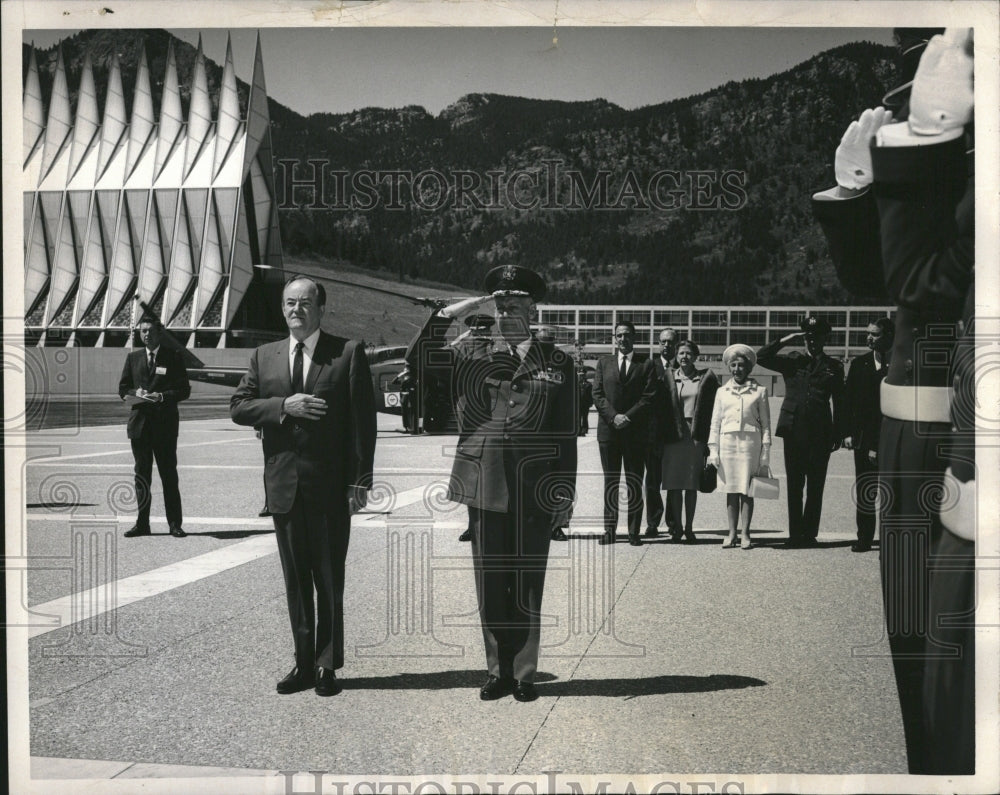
[
  {"xmin": 757, "ymin": 316, "xmax": 845, "ymax": 547},
  {"xmin": 406, "ymin": 265, "xmax": 577, "ymax": 702}
]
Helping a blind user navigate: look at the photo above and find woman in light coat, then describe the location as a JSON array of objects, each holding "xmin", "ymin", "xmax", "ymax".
[{"xmin": 708, "ymin": 344, "xmax": 772, "ymax": 549}]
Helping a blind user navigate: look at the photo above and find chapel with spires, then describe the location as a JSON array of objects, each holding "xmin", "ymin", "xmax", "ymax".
[{"xmin": 22, "ymin": 31, "xmax": 286, "ymax": 349}]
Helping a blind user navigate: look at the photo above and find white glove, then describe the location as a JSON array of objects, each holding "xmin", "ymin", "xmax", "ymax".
[
  {"xmin": 708, "ymin": 450, "xmax": 721, "ymax": 470},
  {"xmin": 940, "ymin": 467, "xmax": 976, "ymax": 541},
  {"xmin": 759, "ymin": 447, "xmax": 770, "ymax": 468},
  {"xmin": 909, "ymin": 28, "xmax": 974, "ymax": 136},
  {"xmin": 835, "ymin": 107, "xmax": 894, "ymax": 189}
]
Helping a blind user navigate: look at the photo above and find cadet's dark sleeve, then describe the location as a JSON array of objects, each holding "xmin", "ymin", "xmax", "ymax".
[
  {"xmin": 870, "ymin": 136, "xmax": 973, "ymax": 316},
  {"xmin": 812, "ymin": 186, "xmax": 888, "ymax": 300}
]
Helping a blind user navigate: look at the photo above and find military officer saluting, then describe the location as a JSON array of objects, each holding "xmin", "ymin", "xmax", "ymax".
[
  {"xmin": 406, "ymin": 265, "xmax": 577, "ymax": 702},
  {"xmin": 757, "ymin": 316, "xmax": 845, "ymax": 547}
]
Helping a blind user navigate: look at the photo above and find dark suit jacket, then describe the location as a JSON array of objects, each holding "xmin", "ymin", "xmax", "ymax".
[
  {"xmin": 845, "ymin": 351, "xmax": 887, "ymax": 454},
  {"xmin": 118, "ymin": 346, "xmax": 190, "ymax": 439},
  {"xmin": 230, "ymin": 332, "xmax": 377, "ymax": 515},
  {"xmin": 648, "ymin": 358, "xmax": 686, "ymax": 449},
  {"xmin": 407, "ymin": 314, "xmax": 577, "ymax": 515},
  {"xmin": 757, "ymin": 340, "xmax": 845, "ymax": 445},
  {"xmin": 591, "ymin": 353, "xmax": 657, "ymax": 445}
]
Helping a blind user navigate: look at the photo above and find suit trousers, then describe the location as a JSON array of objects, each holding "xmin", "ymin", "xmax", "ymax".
[
  {"xmin": 599, "ymin": 438, "xmax": 645, "ymax": 536},
  {"xmin": 782, "ymin": 424, "xmax": 831, "ymax": 540},
  {"xmin": 853, "ymin": 448, "xmax": 879, "ymax": 545},
  {"xmin": 644, "ymin": 443, "xmax": 664, "ymax": 531},
  {"xmin": 470, "ymin": 505, "xmax": 550, "ymax": 682},
  {"xmin": 131, "ymin": 424, "xmax": 182, "ymax": 528},
  {"xmin": 272, "ymin": 487, "xmax": 351, "ymax": 671}
]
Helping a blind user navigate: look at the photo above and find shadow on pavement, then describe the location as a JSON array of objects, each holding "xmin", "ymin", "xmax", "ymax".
[
  {"xmin": 339, "ymin": 670, "xmax": 765, "ymax": 697},
  {"xmin": 538, "ymin": 673, "xmax": 766, "ymax": 698},
  {"xmin": 191, "ymin": 529, "xmax": 276, "ymax": 539}
]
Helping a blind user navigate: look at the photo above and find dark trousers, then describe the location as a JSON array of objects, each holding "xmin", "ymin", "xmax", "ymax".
[
  {"xmin": 879, "ymin": 416, "xmax": 963, "ymax": 774},
  {"xmin": 470, "ymin": 506, "xmax": 550, "ymax": 682},
  {"xmin": 782, "ymin": 427, "xmax": 831, "ymax": 540},
  {"xmin": 131, "ymin": 426, "xmax": 183, "ymax": 528},
  {"xmin": 853, "ymin": 448, "xmax": 879, "ymax": 545},
  {"xmin": 272, "ymin": 488, "xmax": 351, "ymax": 671},
  {"xmin": 644, "ymin": 443, "xmax": 664, "ymax": 531},
  {"xmin": 924, "ymin": 528, "xmax": 976, "ymax": 774},
  {"xmin": 599, "ymin": 439, "xmax": 645, "ymax": 537}
]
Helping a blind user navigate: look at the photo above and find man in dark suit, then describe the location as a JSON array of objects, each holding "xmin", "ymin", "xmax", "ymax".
[
  {"xmin": 231, "ymin": 276, "xmax": 377, "ymax": 697},
  {"xmin": 646, "ymin": 327, "xmax": 681, "ymax": 540},
  {"xmin": 406, "ymin": 265, "xmax": 576, "ymax": 702},
  {"xmin": 591, "ymin": 320, "xmax": 657, "ymax": 546},
  {"xmin": 843, "ymin": 317, "xmax": 893, "ymax": 552},
  {"xmin": 118, "ymin": 317, "xmax": 190, "ymax": 538},
  {"xmin": 757, "ymin": 316, "xmax": 845, "ymax": 547}
]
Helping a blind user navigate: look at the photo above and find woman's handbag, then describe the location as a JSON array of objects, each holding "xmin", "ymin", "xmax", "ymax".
[
  {"xmin": 698, "ymin": 463, "xmax": 718, "ymax": 493},
  {"xmin": 748, "ymin": 466, "xmax": 780, "ymax": 500}
]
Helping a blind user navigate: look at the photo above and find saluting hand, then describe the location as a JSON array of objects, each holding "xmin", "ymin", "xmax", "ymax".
[
  {"xmin": 835, "ymin": 107, "xmax": 893, "ymax": 190},
  {"xmin": 283, "ymin": 393, "xmax": 327, "ymax": 420},
  {"xmin": 439, "ymin": 294, "xmax": 492, "ymax": 320}
]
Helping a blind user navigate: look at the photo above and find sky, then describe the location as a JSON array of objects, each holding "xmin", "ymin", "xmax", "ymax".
[{"xmin": 24, "ymin": 26, "xmax": 895, "ymax": 117}]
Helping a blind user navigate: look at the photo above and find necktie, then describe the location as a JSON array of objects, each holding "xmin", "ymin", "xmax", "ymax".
[
  {"xmin": 619, "ymin": 355, "xmax": 628, "ymax": 382},
  {"xmin": 292, "ymin": 342, "xmax": 304, "ymax": 393},
  {"xmin": 147, "ymin": 352, "xmax": 155, "ymax": 380}
]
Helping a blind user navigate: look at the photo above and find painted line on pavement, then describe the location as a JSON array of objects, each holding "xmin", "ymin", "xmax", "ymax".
[
  {"xmin": 30, "ymin": 437, "xmax": 256, "ymax": 463},
  {"xmin": 27, "ymin": 533, "xmax": 278, "ymax": 639}
]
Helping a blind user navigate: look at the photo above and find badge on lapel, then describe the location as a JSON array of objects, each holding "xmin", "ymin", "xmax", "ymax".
[
  {"xmin": 155, "ymin": 366, "xmax": 167, "ymax": 376},
  {"xmin": 536, "ymin": 367, "xmax": 564, "ymax": 384}
]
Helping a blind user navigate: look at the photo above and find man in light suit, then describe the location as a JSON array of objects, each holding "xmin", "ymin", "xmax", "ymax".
[
  {"xmin": 842, "ymin": 318, "xmax": 893, "ymax": 552},
  {"xmin": 231, "ymin": 277, "xmax": 376, "ymax": 697},
  {"xmin": 406, "ymin": 265, "xmax": 576, "ymax": 702},
  {"xmin": 591, "ymin": 320, "xmax": 657, "ymax": 546},
  {"xmin": 118, "ymin": 317, "xmax": 190, "ymax": 538}
]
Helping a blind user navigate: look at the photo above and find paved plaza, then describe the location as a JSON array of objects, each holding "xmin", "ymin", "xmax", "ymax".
[{"xmin": 12, "ymin": 401, "xmax": 922, "ymax": 790}]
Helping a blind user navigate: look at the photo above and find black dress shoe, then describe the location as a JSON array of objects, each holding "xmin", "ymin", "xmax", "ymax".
[
  {"xmin": 513, "ymin": 680, "xmax": 538, "ymax": 702},
  {"xmin": 643, "ymin": 527, "xmax": 659, "ymax": 538},
  {"xmin": 315, "ymin": 667, "xmax": 342, "ymax": 697},
  {"xmin": 479, "ymin": 674, "xmax": 515, "ymax": 700},
  {"xmin": 851, "ymin": 541, "xmax": 872, "ymax": 552},
  {"xmin": 781, "ymin": 538, "xmax": 804, "ymax": 549},
  {"xmin": 124, "ymin": 524, "xmax": 151, "ymax": 537},
  {"xmin": 551, "ymin": 527, "xmax": 568, "ymax": 541},
  {"xmin": 168, "ymin": 524, "xmax": 187, "ymax": 538},
  {"xmin": 628, "ymin": 533, "xmax": 642, "ymax": 546},
  {"xmin": 683, "ymin": 529, "xmax": 697, "ymax": 543},
  {"xmin": 458, "ymin": 528, "xmax": 473, "ymax": 542},
  {"xmin": 276, "ymin": 666, "xmax": 315, "ymax": 694},
  {"xmin": 598, "ymin": 532, "xmax": 616, "ymax": 545}
]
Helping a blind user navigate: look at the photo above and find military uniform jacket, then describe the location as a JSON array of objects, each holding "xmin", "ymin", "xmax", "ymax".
[
  {"xmin": 118, "ymin": 346, "xmax": 191, "ymax": 440},
  {"xmin": 407, "ymin": 314, "xmax": 577, "ymax": 514},
  {"xmin": 230, "ymin": 332, "xmax": 377, "ymax": 515},
  {"xmin": 812, "ymin": 135, "xmax": 973, "ymax": 391},
  {"xmin": 757, "ymin": 340, "xmax": 845, "ymax": 445}
]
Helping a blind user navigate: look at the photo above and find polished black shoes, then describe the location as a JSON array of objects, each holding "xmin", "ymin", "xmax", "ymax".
[{"xmin": 276, "ymin": 666, "xmax": 315, "ymax": 695}]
